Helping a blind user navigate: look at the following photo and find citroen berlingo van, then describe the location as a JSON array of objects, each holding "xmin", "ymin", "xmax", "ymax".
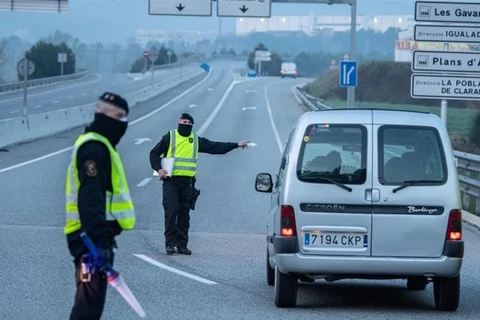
[{"xmin": 255, "ymin": 109, "xmax": 463, "ymax": 311}]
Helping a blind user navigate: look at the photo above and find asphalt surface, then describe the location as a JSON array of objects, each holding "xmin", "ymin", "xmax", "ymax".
[
  {"xmin": 0, "ymin": 65, "xmax": 195, "ymax": 119},
  {"xmin": 0, "ymin": 61, "xmax": 479, "ymax": 319}
]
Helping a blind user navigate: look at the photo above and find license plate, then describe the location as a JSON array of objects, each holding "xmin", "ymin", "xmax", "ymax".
[{"xmin": 304, "ymin": 232, "xmax": 368, "ymax": 248}]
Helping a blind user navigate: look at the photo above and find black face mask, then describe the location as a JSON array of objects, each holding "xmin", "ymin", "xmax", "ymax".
[
  {"xmin": 88, "ymin": 113, "xmax": 128, "ymax": 146},
  {"xmin": 178, "ymin": 124, "xmax": 192, "ymax": 137}
]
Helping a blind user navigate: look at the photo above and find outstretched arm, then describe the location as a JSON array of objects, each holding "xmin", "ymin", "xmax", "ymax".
[{"xmin": 198, "ymin": 137, "xmax": 249, "ymax": 154}]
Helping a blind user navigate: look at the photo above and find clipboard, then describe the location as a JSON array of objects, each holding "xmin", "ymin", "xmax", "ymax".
[{"xmin": 152, "ymin": 157, "xmax": 175, "ymax": 177}]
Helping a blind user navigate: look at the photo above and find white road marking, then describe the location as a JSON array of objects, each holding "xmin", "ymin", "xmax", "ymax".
[
  {"xmin": 264, "ymin": 86, "xmax": 283, "ymax": 154},
  {"xmin": 136, "ymin": 178, "xmax": 152, "ymax": 187},
  {"xmin": 246, "ymin": 89, "xmax": 256, "ymax": 93},
  {"xmin": 33, "ymin": 105, "xmax": 43, "ymax": 109},
  {"xmin": 93, "ymin": 90, "xmax": 99, "ymax": 93},
  {"xmin": 130, "ymin": 70, "xmax": 211, "ymax": 125},
  {"xmin": 208, "ymin": 88, "xmax": 213, "ymax": 91},
  {"xmin": 9, "ymin": 110, "xmax": 19, "ymax": 114},
  {"xmin": 134, "ymin": 254, "xmax": 217, "ymax": 285},
  {"xmin": 0, "ymin": 74, "xmax": 102, "ymax": 104},
  {"xmin": 197, "ymin": 70, "xmax": 236, "ymax": 135},
  {"xmin": 189, "ymin": 104, "xmax": 197, "ymax": 108},
  {"xmin": 0, "ymin": 70, "xmax": 212, "ymax": 174},
  {"xmin": 82, "ymin": 93, "xmax": 87, "ymax": 96},
  {"xmin": 52, "ymin": 100, "xmax": 60, "ymax": 104},
  {"xmin": 242, "ymin": 107, "xmax": 256, "ymax": 111},
  {"xmin": 134, "ymin": 138, "xmax": 152, "ymax": 145},
  {"xmin": 68, "ymin": 96, "xmax": 74, "ymax": 100}
]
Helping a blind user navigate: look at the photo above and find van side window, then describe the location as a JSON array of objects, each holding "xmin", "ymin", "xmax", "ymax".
[
  {"xmin": 296, "ymin": 124, "xmax": 367, "ymax": 185},
  {"xmin": 378, "ymin": 125, "xmax": 447, "ymax": 184}
]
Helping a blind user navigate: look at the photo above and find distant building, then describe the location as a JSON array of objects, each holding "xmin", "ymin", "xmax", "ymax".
[
  {"xmin": 235, "ymin": 13, "xmax": 414, "ymax": 35},
  {"xmin": 135, "ymin": 29, "xmax": 217, "ymax": 48}
]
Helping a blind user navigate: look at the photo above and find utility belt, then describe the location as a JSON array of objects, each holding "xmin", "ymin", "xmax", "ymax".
[{"xmin": 166, "ymin": 176, "xmax": 201, "ymax": 210}]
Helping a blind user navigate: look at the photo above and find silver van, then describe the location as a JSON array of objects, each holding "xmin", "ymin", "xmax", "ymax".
[{"xmin": 255, "ymin": 109, "xmax": 463, "ymax": 310}]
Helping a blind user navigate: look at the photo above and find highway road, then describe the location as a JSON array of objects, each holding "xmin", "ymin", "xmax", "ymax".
[
  {"xmin": 0, "ymin": 61, "xmax": 479, "ymax": 319},
  {"xmin": 0, "ymin": 64, "xmax": 197, "ymax": 119}
]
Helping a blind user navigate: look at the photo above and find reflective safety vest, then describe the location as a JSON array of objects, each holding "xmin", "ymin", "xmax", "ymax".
[
  {"xmin": 64, "ymin": 132, "xmax": 136, "ymax": 235},
  {"xmin": 166, "ymin": 129, "xmax": 199, "ymax": 177}
]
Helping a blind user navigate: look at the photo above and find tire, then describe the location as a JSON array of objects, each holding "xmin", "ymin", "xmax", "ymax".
[
  {"xmin": 407, "ymin": 277, "xmax": 427, "ymax": 290},
  {"xmin": 433, "ymin": 275, "xmax": 460, "ymax": 311},
  {"xmin": 266, "ymin": 249, "xmax": 274, "ymax": 286},
  {"xmin": 274, "ymin": 266, "xmax": 298, "ymax": 308}
]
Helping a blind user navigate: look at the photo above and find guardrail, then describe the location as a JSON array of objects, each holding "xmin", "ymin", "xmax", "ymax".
[
  {"xmin": 0, "ymin": 70, "xmax": 89, "ymax": 93},
  {"xmin": 293, "ymin": 84, "xmax": 480, "ymax": 216},
  {"xmin": 0, "ymin": 66, "xmax": 206, "ymax": 149}
]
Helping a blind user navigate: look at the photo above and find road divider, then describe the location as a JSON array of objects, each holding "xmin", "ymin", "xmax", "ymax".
[{"xmin": 0, "ymin": 66, "xmax": 206, "ymax": 149}]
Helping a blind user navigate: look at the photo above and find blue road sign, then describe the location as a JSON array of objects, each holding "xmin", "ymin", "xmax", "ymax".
[
  {"xmin": 200, "ymin": 63, "xmax": 210, "ymax": 72},
  {"xmin": 339, "ymin": 61, "xmax": 358, "ymax": 87}
]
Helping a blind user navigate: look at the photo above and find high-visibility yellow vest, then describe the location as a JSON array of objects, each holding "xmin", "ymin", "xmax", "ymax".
[
  {"xmin": 166, "ymin": 129, "xmax": 199, "ymax": 177},
  {"xmin": 64, "ymin": 132, "xmax": 136, "ymax": 235}
]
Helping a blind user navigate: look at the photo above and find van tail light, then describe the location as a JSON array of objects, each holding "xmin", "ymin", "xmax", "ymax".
[
  {"xmin": 446, "ymin": 209, "xmax": 462, "ymax": 241},
  {"xmin": 281, "ymin": 205, "xmax": 297, "ymax": 237},
  {"xmin": 280, "ymin": 69, "xmax": 284, "ymax": 73}
]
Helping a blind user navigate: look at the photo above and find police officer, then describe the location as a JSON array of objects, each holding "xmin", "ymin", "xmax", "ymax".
[
  {"xmin": 65, "ymin": 92, "xmax": 136, "ymax": 320},
  {"xmin": 149, "ymin": 113, "xmax": 248, "ymax": 255}
]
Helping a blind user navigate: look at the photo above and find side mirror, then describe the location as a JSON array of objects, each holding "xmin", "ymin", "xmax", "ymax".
[{"xmin": 255, "ymin": 173, "xmax": 273, "ymax": 193}]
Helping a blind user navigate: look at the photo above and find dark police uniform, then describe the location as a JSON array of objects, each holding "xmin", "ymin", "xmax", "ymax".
[
  {"xmin": 149, "ymin": 115, "xmax": 239, "ymax": 255},
  {"xmin": 65, "ymin": 92, "xmax": 133, "ymax": 320}
]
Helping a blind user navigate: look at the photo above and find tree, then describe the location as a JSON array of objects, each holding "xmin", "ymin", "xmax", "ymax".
[
  {"xmin": 129, "ymin": 47, "xmax": 177, "ymax": 73},
  {"xmin": 23, "ymin": 40, "xmax": 76, "ymax": 80},
  {"xmin": 110, "ymin": 43, "xmax": 122, "ymax": 67},
  {"xmin": 45, "ymin": 30, "xmax": 73, "ymax": 46},
  {"xmin": 247, "ymin": 43, "xmax": 282, "ymax": 75}
]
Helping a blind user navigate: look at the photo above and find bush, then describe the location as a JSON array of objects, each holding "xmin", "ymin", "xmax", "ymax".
[
  {"xmin": 305, "ymin": 60, "xmax": 468, "ymax": 108},
  {"xmin": 469, "ymin": 111, "xmax": 480, "ymax": 149}
]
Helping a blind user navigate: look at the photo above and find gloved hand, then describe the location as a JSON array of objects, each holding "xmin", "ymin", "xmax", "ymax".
[{"xmin": 95, "ymin": 238, "xmax": 111, "ymax": 271}]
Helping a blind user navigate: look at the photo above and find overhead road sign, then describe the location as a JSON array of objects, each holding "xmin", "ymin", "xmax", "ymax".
[
  {"xmin": 411, "ymin": 73, "xmax": 480, "ymax": 101},
  {"xmin": 339, "ymin": 60, "xmax": 357, "ymax": 87},
  {"xmin": 412, "ymin": 50, "xmax": 480, "ymax": 74},
  {"xmin": 217, "ymin": 0, "xmax": 271, "ymax": 18},
  {"xmin": 148, "ymin": 0, "xmax": 212, "ymax": 16},
  {"xmin": 414, "ymin": 24, "xmax": 480, "ymax": 43},
  {"xmin": 0, "ymin": 0, "xmax": 68, "ymax": 13},
  {"xmin": 415, "ymin": 1, "xmax": 480, "ymax": 24}
]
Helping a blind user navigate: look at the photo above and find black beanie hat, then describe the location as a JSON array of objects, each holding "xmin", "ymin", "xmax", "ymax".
[
  {"xmin": 99, "ymin": 92, "xmax": 129, "ymax": 115},
  {"xmin": 180, "ymin": 113, "xmax": 194, "ymax": 124}
]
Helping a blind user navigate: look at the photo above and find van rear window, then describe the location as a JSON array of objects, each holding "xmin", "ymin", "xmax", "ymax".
[
  {"xmin": 297, "ymin": 124, "xmax": 367, "ymax": 185},
  {"xmin": 379, "ymin": 125, "xmax": 447, "ymax": 184}
]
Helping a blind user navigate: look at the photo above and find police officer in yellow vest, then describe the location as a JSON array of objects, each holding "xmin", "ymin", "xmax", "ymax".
[
  {"xmin": 149, "ymin": 113, "xmax": 248, "ymax": 255},
  {"xmin": 65, "ymin": 92, "xmax": 135, "ymax": 320}
]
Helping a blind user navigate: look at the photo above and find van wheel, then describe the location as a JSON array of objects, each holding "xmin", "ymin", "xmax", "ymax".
[
  {"xmin": 407, "ymin": 277, "xmax": 427, "ymax": 290},
  {"xmin": 433, "ymin": 275, "xmax": 460, "ymax": 311},
  {"xmin": 274, "ymin": 266, "xmax": 298, "ymax": 308},
  {"xmin": 266, "ymin": 250, "xmax": 274, "ymax": 286}
]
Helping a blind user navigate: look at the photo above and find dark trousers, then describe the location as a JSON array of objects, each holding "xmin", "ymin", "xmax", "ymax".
[
  {"xmin": 69, "ymin": 251, "xmax": 114, "ymax": 320},
  {"xmin": 162, "ymin": 178, "xmax": 194, "ymax": 248}
]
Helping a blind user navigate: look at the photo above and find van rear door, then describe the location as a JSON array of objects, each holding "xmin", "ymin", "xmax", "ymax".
[
  {"xmin": 291, "ymin": 118, "xmax": 374, "ymax": 257},
  {"xmin": 371, "ymin": 114, "xmax": 451, "ymax": 258}
]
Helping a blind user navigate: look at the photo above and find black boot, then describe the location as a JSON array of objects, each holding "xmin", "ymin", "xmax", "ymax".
[{"xmin": 166, "ymin": 246, "xmax": 176, "ymax": 255}]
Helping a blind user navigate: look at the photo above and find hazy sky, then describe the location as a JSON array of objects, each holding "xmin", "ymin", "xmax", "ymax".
[{"xmin": 0, "ymin": 0, "xmax": 471, "ymax": 44}]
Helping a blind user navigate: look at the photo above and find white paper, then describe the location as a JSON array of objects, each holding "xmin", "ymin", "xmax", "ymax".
[{"xmin": 152, "ymin": 157, "xmax": 175, "ymax": 177}]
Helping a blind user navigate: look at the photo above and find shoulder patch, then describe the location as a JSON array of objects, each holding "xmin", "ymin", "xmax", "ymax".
[{"xmin": 85, "ymin": 160, "xmax": 98, "ymax": 177}]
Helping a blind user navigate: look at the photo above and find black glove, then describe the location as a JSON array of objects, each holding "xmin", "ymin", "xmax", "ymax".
[{"xmin": 95, "ymin": 238, "xmax": 111, "ymax": 271}]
